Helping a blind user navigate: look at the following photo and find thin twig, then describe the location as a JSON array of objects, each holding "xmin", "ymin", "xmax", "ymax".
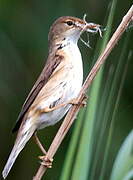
[{"xmin": 33, "ymin": 5, "xmax": 133, "ymax": 180}]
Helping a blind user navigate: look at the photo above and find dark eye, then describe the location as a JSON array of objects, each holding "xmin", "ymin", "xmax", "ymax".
[{"xmin": 66, "ymin": 21, "xmax": 74, "ymax": 26}]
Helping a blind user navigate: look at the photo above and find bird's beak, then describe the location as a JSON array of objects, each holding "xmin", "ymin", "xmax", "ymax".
[
  {"xmin": 85, "ymin": 23, "xmax": 105, "ymax": 37},
  {"xmin": 78, "ymin": 20, "xmax": 104, "ymax": 37},
  {"xmin": 86, "ymin": 23, "xmax": 101, "ymax": 32},
  {"xmin": 78, "ymin": 21, "xmax": 104, "ymax": 37}
]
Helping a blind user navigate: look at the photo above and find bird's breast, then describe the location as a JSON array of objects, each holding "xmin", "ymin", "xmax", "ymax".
[
  {"xmin": 55, "ymin": 42, "xmax": 83, "ymax": 103},
  {"xmin": 63, "ymin": 41, "xmax": 83, "ymax": 86}
]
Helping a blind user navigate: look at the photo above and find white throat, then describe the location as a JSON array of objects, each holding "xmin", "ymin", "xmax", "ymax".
[{"xmin": 62, "ymin": 36, "xmax": 83, "ymax": 85}]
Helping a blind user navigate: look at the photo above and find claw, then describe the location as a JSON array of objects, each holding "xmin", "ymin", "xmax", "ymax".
[
  {"xmin": 41, "ymin": 161, "xmax": 52, "ymax": 168},
  {"xmin": 38, "ymin": 155, "xmax": 53, "ymax": 168},
  {"xmin": 71, "ymin": 94, "xmax": 88, "ymax": 107},
  {"xmin": 81, "ymin": 94, "xmax": 88, "ymax": 107}
]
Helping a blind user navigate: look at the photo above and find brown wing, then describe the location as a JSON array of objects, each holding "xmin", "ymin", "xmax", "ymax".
[{"xmin": 12, "ymin": 53, "xmax": 63, "ymax": 132}]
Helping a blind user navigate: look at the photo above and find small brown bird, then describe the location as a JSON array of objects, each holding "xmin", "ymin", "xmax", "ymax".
[{"xmin": 2, "ymin": 16, "xmax": 101, "ymax": 179}]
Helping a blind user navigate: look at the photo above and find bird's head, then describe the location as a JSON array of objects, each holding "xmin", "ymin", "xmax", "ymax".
[{"xmin": 48, "ymin": 16, "xmax": 102, "ymax": 45}]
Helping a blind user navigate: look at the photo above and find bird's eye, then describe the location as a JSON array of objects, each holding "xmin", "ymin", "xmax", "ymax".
[{"xmin": 66, "ymin": 21, "xmax": 74, "ymax": 26}]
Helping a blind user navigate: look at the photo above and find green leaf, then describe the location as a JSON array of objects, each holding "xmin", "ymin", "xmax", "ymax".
[{"xmin": 110, "ymin": 130, "xmax": 133, "ymax": 180}]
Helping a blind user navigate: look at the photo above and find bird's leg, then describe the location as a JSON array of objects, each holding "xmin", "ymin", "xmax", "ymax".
[
  {"xmin": 33, "ymin": 133, "xmax": 47, "ymax": 154},
  {"xmin": 39, "ymin": 95, "xmax": 87, "ymax": 113},
  {"xmin": 33, "ymin": 133, "xmax": 53, "ymax": 168}
]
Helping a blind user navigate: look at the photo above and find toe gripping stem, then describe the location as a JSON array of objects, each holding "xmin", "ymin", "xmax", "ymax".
[{"xmin": 39, "ymin": 155, "xmax": 53, "ymax": 168}]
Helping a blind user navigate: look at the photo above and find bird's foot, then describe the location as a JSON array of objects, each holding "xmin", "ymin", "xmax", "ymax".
[
  {"xmin": 69, "ymin": 94, "xmax": 88, "ymax": 107},
  {"xmin": 39, "ymin": 155, "xmax": 53, "ymax": 168}
]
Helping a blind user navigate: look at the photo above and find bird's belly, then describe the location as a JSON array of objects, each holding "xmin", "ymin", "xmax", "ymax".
[
  {"xmin": 38, "ymin": 104, "xmax": 70, "ymax": 129},
  {"xmin": 37, "ymin": 72, "xmax": 83, "ymax": 129}
]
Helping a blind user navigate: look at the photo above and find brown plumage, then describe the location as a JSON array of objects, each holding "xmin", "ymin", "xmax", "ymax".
[{"xmin": 12, "ymin": 53, "xmax": 63, "ymax": 132}]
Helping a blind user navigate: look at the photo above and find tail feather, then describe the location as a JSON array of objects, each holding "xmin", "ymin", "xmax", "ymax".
[{"xmin": 2, "ymin": 125, "xmax": 36, "ymax": 179}]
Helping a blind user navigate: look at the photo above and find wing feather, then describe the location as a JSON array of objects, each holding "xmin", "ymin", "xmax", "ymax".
[{"xmin": 12, "ymin": 53, "xmax": 63, "ymax": 132}]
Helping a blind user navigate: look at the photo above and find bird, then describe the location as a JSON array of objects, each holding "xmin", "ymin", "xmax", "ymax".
[{"xmin": 2, "ymin": 16, "xmax": 101, "ymax": 179}]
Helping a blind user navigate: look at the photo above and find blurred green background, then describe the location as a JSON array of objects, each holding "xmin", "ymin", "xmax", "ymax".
[{"xmin": 0, "ymin": 0, "xmax": 133, "ymax": 180}]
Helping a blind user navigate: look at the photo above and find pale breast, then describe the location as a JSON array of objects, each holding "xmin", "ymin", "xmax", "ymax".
[{"xmin": 61, "ymin": 41, "xmax": 83, "ymax": 99}]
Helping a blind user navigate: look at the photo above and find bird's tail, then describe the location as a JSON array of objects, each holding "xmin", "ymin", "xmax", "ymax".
[{"xmin": 2, "ymin": 122, "xmax": 36, "ymax": 179}]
